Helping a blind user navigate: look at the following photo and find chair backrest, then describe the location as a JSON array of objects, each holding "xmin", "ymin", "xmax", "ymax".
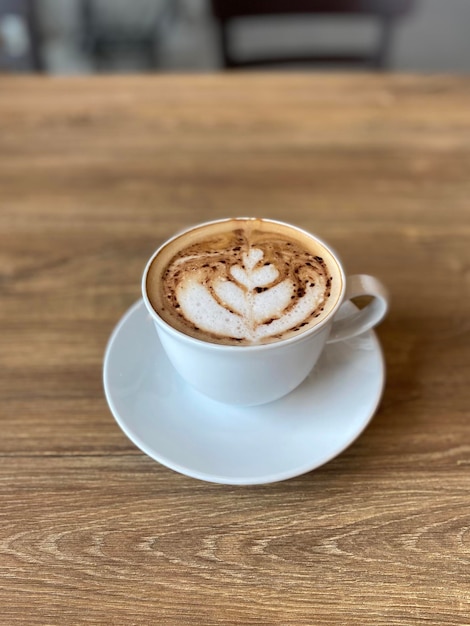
[
  {"xmin": 209, "ymin": 0, "xmax": 415, "ymax": 69},
  {"xmin": 210, "ymin": 0, "xmax": 414, "ymax": 20}
]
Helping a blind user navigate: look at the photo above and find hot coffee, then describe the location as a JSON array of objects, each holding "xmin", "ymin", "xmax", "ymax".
[{"xmin": 145, "ymin": 218, "xmax": 342, "ymax": 346}]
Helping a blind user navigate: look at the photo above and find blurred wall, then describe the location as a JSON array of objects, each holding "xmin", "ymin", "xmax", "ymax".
[{"xmin": 34, "ymin": 0, "xmax": 470, "ymax": 73}]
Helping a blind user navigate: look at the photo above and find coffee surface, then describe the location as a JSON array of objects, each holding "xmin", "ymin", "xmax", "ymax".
[{"xmin": 146, "ymin": 219, "xmax": 340, "ymax": 345}]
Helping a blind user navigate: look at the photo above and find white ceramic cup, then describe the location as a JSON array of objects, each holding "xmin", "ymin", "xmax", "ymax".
[{"xmin": 142, "ymin": 219, "xmax": 389, "ymax": 406}]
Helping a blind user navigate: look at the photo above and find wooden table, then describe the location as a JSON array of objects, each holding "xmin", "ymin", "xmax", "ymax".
[{"xmin": 1, "ymin": 74, "xmax": 469, "ymax": 625}]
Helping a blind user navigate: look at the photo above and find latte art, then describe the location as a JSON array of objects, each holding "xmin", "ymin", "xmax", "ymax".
[{"xmin": 147, "ymin": 220, "xmax": 337, "ymax": 345}]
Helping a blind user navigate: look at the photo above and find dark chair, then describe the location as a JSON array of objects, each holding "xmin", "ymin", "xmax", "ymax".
[
  {"xmin": 81, "ymin": 0, "xmax": 176, "ymax": 70},
  {"xmin": 0, "ymin": 0, "xmax": 43, "ymax": 72},
  {"xmin": 209, "ymin": 0, "xmax": 415, "ymax": 70}
]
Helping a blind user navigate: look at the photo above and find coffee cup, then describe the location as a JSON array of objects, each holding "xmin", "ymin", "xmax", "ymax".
[{"xmin": 142, "ymin": 218, "xmax": 389, "ymax": 406}]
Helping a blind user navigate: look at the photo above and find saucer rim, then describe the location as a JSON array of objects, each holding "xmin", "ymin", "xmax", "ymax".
[{"xmin": 103, "ymin": 300, "xmax": 385, "ymax": 485}]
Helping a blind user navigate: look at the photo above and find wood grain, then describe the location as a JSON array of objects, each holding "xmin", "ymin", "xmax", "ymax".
[{"xmin": 0, "ymin": 74, "xmax": 469, "ymax": 625}]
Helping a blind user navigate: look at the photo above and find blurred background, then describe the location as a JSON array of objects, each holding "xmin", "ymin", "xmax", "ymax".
[{"xmin": 1, "ymin": 0, "xmax": 470, "ymax": 74}]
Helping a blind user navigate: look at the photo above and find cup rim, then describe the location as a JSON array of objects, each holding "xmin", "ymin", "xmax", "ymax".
[{"xmin": 142, "ymin": 217, "xmax": 346, "ymax": 352}]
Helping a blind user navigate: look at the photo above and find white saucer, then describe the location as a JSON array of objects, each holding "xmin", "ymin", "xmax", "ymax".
[{"xmin": 103, "ymin": 300, "xmax": 385, "ymax": 485}]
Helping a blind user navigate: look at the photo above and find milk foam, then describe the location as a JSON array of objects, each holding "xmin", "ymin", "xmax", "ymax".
[
  {"xmin": 148, "ymin": 219, "xmax": 337, "ymax": 345},
  {"xmin": 175, "ymin": 248, "xmax": 326, "ymax": 342}
]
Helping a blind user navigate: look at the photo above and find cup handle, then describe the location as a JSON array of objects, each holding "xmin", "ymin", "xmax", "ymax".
[{"xmin": 327, "ymin": 274, "xmax": 389, "ymax": 344}]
